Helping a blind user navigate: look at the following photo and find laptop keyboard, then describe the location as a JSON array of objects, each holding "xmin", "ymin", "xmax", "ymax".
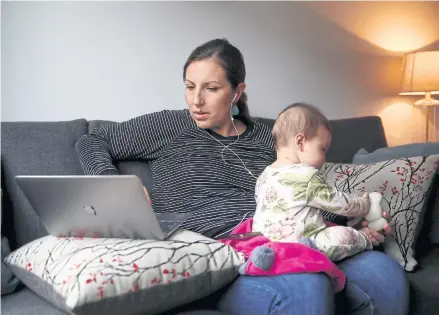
[
  {"xmin": 158, "ymin": 220, "xmax": 183, "ymax": 234},
  {"xmin": 155, "ymin": 213, "xmax": 191, "ymax": 235}
]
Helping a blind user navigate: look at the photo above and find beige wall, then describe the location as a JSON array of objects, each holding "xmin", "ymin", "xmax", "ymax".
[
  {"xmin": 2, "ymin": 1, "xmax": 439, "ymax": 146},
  {"xmin": 305, "ymin": 1, "xmax": 439, "ymax": 145}
]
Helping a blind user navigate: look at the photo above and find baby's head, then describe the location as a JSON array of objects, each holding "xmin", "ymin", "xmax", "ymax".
[{"xmin": 272, "ymin": 103, "xmax": 331, "ymax": 169}]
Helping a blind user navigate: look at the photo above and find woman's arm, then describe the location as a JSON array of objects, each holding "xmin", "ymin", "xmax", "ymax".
[{"xmin": 75, "ymin": 109, "xmax": 194, "ymax": 175}]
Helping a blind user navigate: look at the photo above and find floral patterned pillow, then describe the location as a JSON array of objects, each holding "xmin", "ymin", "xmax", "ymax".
[
  {"xmin": 4, "ymin": 230, "xmax": 244, "ymax": 315},
  {"xmin": 320, "ymin": 155, "xmax": 439, "ymax": 271}
]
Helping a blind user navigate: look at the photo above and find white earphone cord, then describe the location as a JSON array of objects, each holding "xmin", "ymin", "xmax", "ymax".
[
  {"xmin": 203, "ymin": 95, "xmax": 258, "ymax": 238},
  {"xmin": 205, "ymin": 124, "xmax": 257, "ymax": 179},
  {"xmin": 204, "ymin": 95, "xmax": 257, "ymax": 180},
  {"xmin": 214, "ymin": 212, "xmax": 252, "ymax": 239}
]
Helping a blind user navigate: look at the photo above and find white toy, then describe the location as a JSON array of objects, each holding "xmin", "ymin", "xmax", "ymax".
[{"xmin": 366, "ymin": 192, "xmax": 388, "ymax": 231}]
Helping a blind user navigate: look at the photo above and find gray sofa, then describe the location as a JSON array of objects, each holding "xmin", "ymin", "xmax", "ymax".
[{"xmin": 1, "ymin": 115, "xmax": 438, "ymax": 315}]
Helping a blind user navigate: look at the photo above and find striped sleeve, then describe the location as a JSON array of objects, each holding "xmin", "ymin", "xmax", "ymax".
[
  {"xmin": 75, "ymin": 109, "xmax": 193, "ymax": 175},
  {"xmin": 321, "ymin": 211, "xmax": 348, "ymax": 226}
]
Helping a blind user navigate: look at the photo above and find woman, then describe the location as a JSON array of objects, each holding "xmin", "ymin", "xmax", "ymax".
[{"xmin": 75, "ymin": 38, "xmax": 409, "ymax": 315}]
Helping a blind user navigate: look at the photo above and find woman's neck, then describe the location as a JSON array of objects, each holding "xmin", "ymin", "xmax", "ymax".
[{"xmin": 213, "ymin": 119, "xmax": 246, "ymax": 137}]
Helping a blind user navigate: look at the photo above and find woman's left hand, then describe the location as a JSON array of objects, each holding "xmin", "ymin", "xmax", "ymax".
[{"xmin": 358, "ymin": 212, "xmax": 392, "ymax": 246}]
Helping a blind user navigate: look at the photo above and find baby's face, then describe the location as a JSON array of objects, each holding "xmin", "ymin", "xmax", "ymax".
[{"xmin": 300, "ymin": 125, "xmax": 331, "ymax": 169}]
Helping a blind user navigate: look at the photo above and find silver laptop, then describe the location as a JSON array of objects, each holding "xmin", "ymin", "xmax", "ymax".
[{"xmin": 15, "ymin": 175, "xmax": 190, "ymax": 240}]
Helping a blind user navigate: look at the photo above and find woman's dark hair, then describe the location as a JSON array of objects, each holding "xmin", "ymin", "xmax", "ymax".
[{"xmin": 183, "ymin": 38, "xmax": 250, "ymax": 121}]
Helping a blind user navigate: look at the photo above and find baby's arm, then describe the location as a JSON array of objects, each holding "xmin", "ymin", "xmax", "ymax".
[{"xmin": 306, "ymin": 172, "xmax": 369, "ymax": 217}]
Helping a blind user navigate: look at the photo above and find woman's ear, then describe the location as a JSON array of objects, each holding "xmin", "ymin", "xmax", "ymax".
[
  {"xmin": 295, "ymin": 133, "xmax": 305, "ymax": 151},
  {"xmin": 235, "ymin": 82, "xmax": 246, "ymax": 102}
]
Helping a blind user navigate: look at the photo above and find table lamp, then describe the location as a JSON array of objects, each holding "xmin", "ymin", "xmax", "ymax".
[{"xmin": 399, "ymin": 50, "xmax": 439, "ymax": 142}]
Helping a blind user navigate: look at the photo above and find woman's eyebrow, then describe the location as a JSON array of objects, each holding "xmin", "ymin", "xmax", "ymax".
[{"xmin": 184, "ymin": 79, "xmax": 222, "ymax": 85}]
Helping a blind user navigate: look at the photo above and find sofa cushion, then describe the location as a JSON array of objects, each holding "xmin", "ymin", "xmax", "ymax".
[
  {"xmin": 0, "ymin": 288, "xmax": 230, "ymax": 315},
  {"xmin": 117, "ymin": 161, "xmax": 154, "ymax": 193},
  {"xmin": 353, "ymin": 143, "xmax": 439, "ymax": 164},
  {"xmin": 88, "ymin": 119, "xmax": 116, "ymax": 132},
  {"xmin": 1, "ymin": 235, "xmax": 20, "ymax": 296},
  {"xmin": 1, "ymin": 120, "xmax": 88, "ymax": 248},
  {"xmin": 174, "ymin": 312, "xmax": 230, "ymax": 315},
  {"xmin": 1, "ymin": 186, "xmax": 21, "ymax": 296},
  {"xmin": 321, "ymin": 155, "xmax": 439, "ymax": 271},
  {"xmin": 5, "ymin": 230, "xmax": 243, "ymax": 315},
  {"xmin": 408, "ymin": 246, "xmax": 439, "ymax": 296},
  {"xmin": 1, "ymin": 288, "xmax": 67, "ymax": 315},
  {"xmin": 354, "ymin": 144, "xmax": 439, "ymax": 245},
  {"xmin": 408, "ymin": 246, "xmax": 439, "ymax": 315},
  {"xmin": 325, "ymin": 116, "xmax": 388, "ymax": 163}
]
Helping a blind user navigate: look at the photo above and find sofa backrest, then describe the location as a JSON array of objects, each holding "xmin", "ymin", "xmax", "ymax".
[
  {"xmin": 1, "ymin": 115, "xmax": 388, "ymax": 250},
  {"xmin": 89, "ymin": 115, "xmax": 388, "ymax": 164},
  {"xmin": 1, "ymin": 120, "xmax": 88, "ymax": 248},
  {"xmin": 86, "ymin": 115, "xmax": 388, "ymax": 202}
]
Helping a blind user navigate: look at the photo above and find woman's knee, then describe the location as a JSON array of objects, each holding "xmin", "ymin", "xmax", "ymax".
[
  {"xmin": 339, "ymin": 251, "xmax": 409, "ymax": 315},
  {"xmin": 341, "ymin": 250, "xmax": 407, "ymax": 284},
  {"xmin": 217, "ymin": 273, "xmax": 335, "ymax": 315}
]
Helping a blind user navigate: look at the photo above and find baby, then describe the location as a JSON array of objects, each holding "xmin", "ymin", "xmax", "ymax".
[{"xmin": 253, "ymin": 103, "xmax": 374, "ymax": 262}]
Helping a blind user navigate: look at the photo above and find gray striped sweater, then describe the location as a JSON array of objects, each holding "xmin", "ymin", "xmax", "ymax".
[{"xmin": 75, "ymin": 109, "xmax": 341, "ymax": 237}]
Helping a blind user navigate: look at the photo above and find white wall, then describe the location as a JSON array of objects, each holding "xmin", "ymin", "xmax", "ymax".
[{"xmin": 2, "ymin": 1, "xmax": 439, "ymax": 145}]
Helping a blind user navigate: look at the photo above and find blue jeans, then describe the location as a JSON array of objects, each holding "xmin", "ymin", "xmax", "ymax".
[{"xmin": 217, "ymin": 251, "xmax": 409, "ymax": 315}]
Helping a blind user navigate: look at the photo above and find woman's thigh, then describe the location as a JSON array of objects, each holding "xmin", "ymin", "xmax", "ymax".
[
  {"xmin": 217, "ymin": 273, "xmax": 335, "ymax": 315},
  {"xmin": 337, "ymin": 251, "xmax": 409, "ymax": 315}
]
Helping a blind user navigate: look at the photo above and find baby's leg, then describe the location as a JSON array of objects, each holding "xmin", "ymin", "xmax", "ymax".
[{"xmin": 309, "ymin": 226, "xmax": 373, "ymax": 261}]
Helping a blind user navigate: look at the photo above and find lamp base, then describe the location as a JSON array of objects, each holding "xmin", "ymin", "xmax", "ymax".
[{"xmin": 412, "ymin": 92, "xmax": 439, "ymax": 142}]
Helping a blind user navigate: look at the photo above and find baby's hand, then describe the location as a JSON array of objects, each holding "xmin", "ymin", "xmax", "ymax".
[
  {"xmin": 360, "ymin": 192, "xmax": 370, "ymax": 216},
  {"xmin": 362, "ymin": 192, "xmax": 369, "ymax": 202},
  {"xmin": 360, "ymin": 227, "xmax": 386, "ymax": 247},
  {"xmin": 358, "ymin": 228, "xmax": 375, "ymax": 249},
  {"xmin": 361, "ymin": 192, "xmax": 370, "ymax": 213}
]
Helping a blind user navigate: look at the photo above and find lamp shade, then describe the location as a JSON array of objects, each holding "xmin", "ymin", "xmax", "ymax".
[{"xmin": 400, "ymin": 50, "xmax": 439, "ymax": 95}]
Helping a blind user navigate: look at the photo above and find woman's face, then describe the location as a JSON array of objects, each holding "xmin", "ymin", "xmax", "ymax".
[{"xmin": 184, "ymin": 58, "xmax": 241, "ymax": 131}]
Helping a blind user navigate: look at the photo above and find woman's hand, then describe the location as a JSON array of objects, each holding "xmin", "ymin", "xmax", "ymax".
[
  {"xmin": 143, "ymin": 187, "xmax": 152, "ymax": 204},
  {"xmin": 357, "ymin": 212, "xmax": 392, "ymax": 246}
]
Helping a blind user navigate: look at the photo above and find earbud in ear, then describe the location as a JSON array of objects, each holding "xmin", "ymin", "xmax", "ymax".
[{"xmin": 231, "ymin": 93, "xmax": 238, "ymax": 104}]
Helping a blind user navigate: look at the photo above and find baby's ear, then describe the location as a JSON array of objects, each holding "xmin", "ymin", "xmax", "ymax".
[{"xmin": 295, "ymin": 133, "xmax": 305, "ymax": 151}]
